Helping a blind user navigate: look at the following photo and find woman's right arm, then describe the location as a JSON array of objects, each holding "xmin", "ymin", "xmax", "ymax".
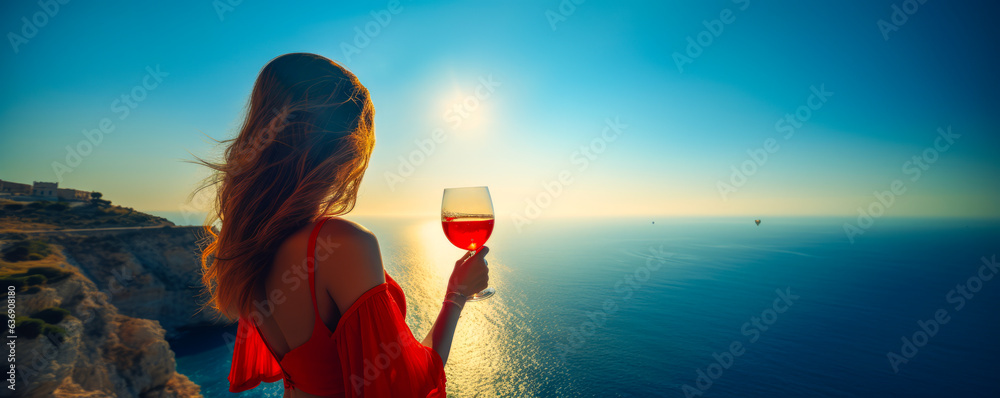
[
  {"xmin": 318, "ymin": 218, "xmax": 489, "ymax": 366},
  {"xmin": 421, "ymin": 247, "xmax": 490, "ymax": 365}
]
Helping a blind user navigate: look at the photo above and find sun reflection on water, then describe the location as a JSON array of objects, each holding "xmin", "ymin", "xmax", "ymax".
[{"xmin": 379, "ymin": 219, "xmax": 559, "ymax": 397}]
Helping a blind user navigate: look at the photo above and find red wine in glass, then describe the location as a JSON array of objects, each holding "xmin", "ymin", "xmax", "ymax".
[
  {"xmin": 441, "ymin": 186, "xmax": 495, "ymax": 301},
  {"xmin": 442, "ymin": 217, "xmax": 494, "ymax": 251}
]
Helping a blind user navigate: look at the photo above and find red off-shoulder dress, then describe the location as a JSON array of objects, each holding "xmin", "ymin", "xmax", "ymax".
[{"xmin": 228, "ymin": 217, "xmax": 447, "ymax": 396}]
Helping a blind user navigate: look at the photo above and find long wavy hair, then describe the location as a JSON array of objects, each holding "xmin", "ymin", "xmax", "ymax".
[{"xmin": 196, "ymin": 53, "xmax": 375, "ymax": 321}]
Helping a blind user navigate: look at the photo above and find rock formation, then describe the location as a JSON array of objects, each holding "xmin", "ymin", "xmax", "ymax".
[
  {"xmin": 49, "ymin": 227, "xmax": 225, "ymax": 338},
  {"xmin": 10, "ymin": 268, "xmax": 201, "ymax": 397}
]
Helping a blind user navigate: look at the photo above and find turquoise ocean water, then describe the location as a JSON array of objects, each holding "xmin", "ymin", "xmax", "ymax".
[{"xmin": 164, "ymin": 216, "xmax": 1000, "ymax": 397}]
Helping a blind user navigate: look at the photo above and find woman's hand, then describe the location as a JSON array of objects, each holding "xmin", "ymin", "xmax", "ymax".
[
  {"xmin": 424, "ymin": 246, "xmax": 490, "ymax": 364},
  {"xmin": 448, "ymin": 246, "xmax": 490, "ymax": 297}
]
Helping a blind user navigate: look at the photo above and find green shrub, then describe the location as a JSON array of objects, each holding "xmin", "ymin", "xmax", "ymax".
[
  {"xmin": 1, "ymin": 240, "xmax": 50, "ymax": 262},
  {"xmin": 24, "ymin": 286, "xmax": 40, "ymax": 294},
  {"xmin": 26, "ymin": 266, "xmax": 60, "ymax": 278},
  {"xmin": 13, "ymin": 316, "xmax": 67, "ymax": 341},
  {"xmin": 27, "ymin": 266, "xmax": 71, "ymax": 283},
  {"xmin": 0, "ymin": 277, "xmax": 26, "ymax": 291},
  {"xmin": 1, "ymin": 246, "xmax": 28, "ymax": 262},
  {"xmin": 32, "ymin": 308, "xmax": 70, "ymax": 324},
  {"xmin": 27, "ymin": 240, "xmax": 50, "ymax": 257},
  {"xmin": 14, "ymin": 318, "xmax": 43, "ymax": 339},
  {"xmin": 27, "ymin": 253, "xmax": 44, "ymax": 261},
  {"xmin": 4, "ymin": 203, "xmax": 23, "ymax": 211},
  {"xmin": 28, "ymin": 202, "xmax": 46, "ymax": 209},
  {"xmin": 41, "ymin": 324, "xmax": 66, "ymax": 343},
  {"xmin": 0, "ymin": 267, "xmax": 70, "ymax": 292},
  {"xmin": 47, "ymin": 203, "xmax": 69, "ymax": 212}
]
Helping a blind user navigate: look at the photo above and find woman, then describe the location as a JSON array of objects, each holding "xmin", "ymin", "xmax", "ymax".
[{"xmin": 197, "ymin": 53, "xmax": 489, "ymax": 397}]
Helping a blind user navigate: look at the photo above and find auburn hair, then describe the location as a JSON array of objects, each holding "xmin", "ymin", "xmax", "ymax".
[{"xmin": 196, "ymin": 53, "xmax": 375, "ymax": 321}]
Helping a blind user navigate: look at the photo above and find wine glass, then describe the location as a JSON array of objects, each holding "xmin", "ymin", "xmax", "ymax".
[{"xmin": 441, "ymin": 186, "xmax": 495, "ymax": 301}]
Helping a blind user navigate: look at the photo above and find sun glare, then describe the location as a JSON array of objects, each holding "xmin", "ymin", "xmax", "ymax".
[{"xmin": 436, "ymin": 77, "xmax": 495, "ymax": 136}]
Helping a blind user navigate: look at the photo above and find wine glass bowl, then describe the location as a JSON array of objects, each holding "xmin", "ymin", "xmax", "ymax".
[{"xmin": 442, "ymin": 186, "xmax": 495, "ymax": 301}]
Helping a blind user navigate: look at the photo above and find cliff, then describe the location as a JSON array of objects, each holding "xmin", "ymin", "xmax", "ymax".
[
  {"xmin": 1, "ymin": 197, "xmax": 226, "ymax": 338},
  {"xmin": 49, "ymin": 227, "xmax": 224, "ymax": 338},
  {"xmin": 9, "ymin": 268, "xmax": 200, "ymax": 397},
  {"xmin": 2, "ymin": 200, "xmax": 215, "ymax": 397}
]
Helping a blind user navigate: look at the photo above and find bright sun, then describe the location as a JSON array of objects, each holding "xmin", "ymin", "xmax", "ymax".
[{"xmin": 436, "ymin": 77, "xmax": 494, "ymax": 135}]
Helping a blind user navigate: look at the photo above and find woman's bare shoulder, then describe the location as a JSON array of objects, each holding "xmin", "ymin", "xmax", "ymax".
[
  {"xmin": 321, "ymin": 217, "xmax": 376, "ymax": 242},
  {"xmin": 315, "ymin": 217, "xmax": 385, "ymax": 312},
  {"xmin": 272, "ymin": 217, "xmax": 379, "ymax": 271}
]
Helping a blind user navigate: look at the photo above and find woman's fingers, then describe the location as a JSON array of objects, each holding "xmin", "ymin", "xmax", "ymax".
[
  {"xmin": 474, "ymin": 246, "xmax": 490, "ymax": 261},
  {"xmin": 450, "ymin": 246, "xmax": 491, "ymax": 295},
  {"xmin": 457, "ymin": 246, "xmax": 489, "ymax": 267}
]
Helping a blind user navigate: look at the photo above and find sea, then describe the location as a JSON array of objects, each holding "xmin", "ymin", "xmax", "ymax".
[{"xmin": 154, "ymin": 214, "xmax": 1000, "ymax": 397}]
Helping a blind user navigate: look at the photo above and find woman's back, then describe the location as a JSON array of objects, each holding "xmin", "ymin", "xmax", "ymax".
[
  {"xmin": 230, "ymin": 217, "xmax": 446, "ymax": 397},
  {"xmin": 257, "ymin": 218, "xmax": 360, "ymax": 361}
]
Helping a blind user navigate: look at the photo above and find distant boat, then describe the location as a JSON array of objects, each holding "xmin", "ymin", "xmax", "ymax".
[
  {"xmin": 652, "ymin": 221, "xmax": 655, "ymax": 225},
  {"xmin": 755, "ymin": 219, "xmax": 761, "ymax": 226}
]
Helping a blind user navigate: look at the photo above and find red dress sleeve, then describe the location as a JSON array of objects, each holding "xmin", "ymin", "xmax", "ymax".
[
  {"xmin": 228, "ymin": 317, "xmax": 284, "ymax": 392},
  {"xmin": 336, "ymin": 284, "xmax": 447, "ymax": 397}
]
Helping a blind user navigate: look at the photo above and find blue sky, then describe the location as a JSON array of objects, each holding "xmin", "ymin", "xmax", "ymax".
[{"xmin": 1, "ymin": 0, "xmax": 998, "ymax": 219}]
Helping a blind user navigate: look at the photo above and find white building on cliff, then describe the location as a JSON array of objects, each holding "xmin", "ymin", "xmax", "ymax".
[{"xmin": 0, "ymin": 179, "xmax": 91, "ymax": 201}]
